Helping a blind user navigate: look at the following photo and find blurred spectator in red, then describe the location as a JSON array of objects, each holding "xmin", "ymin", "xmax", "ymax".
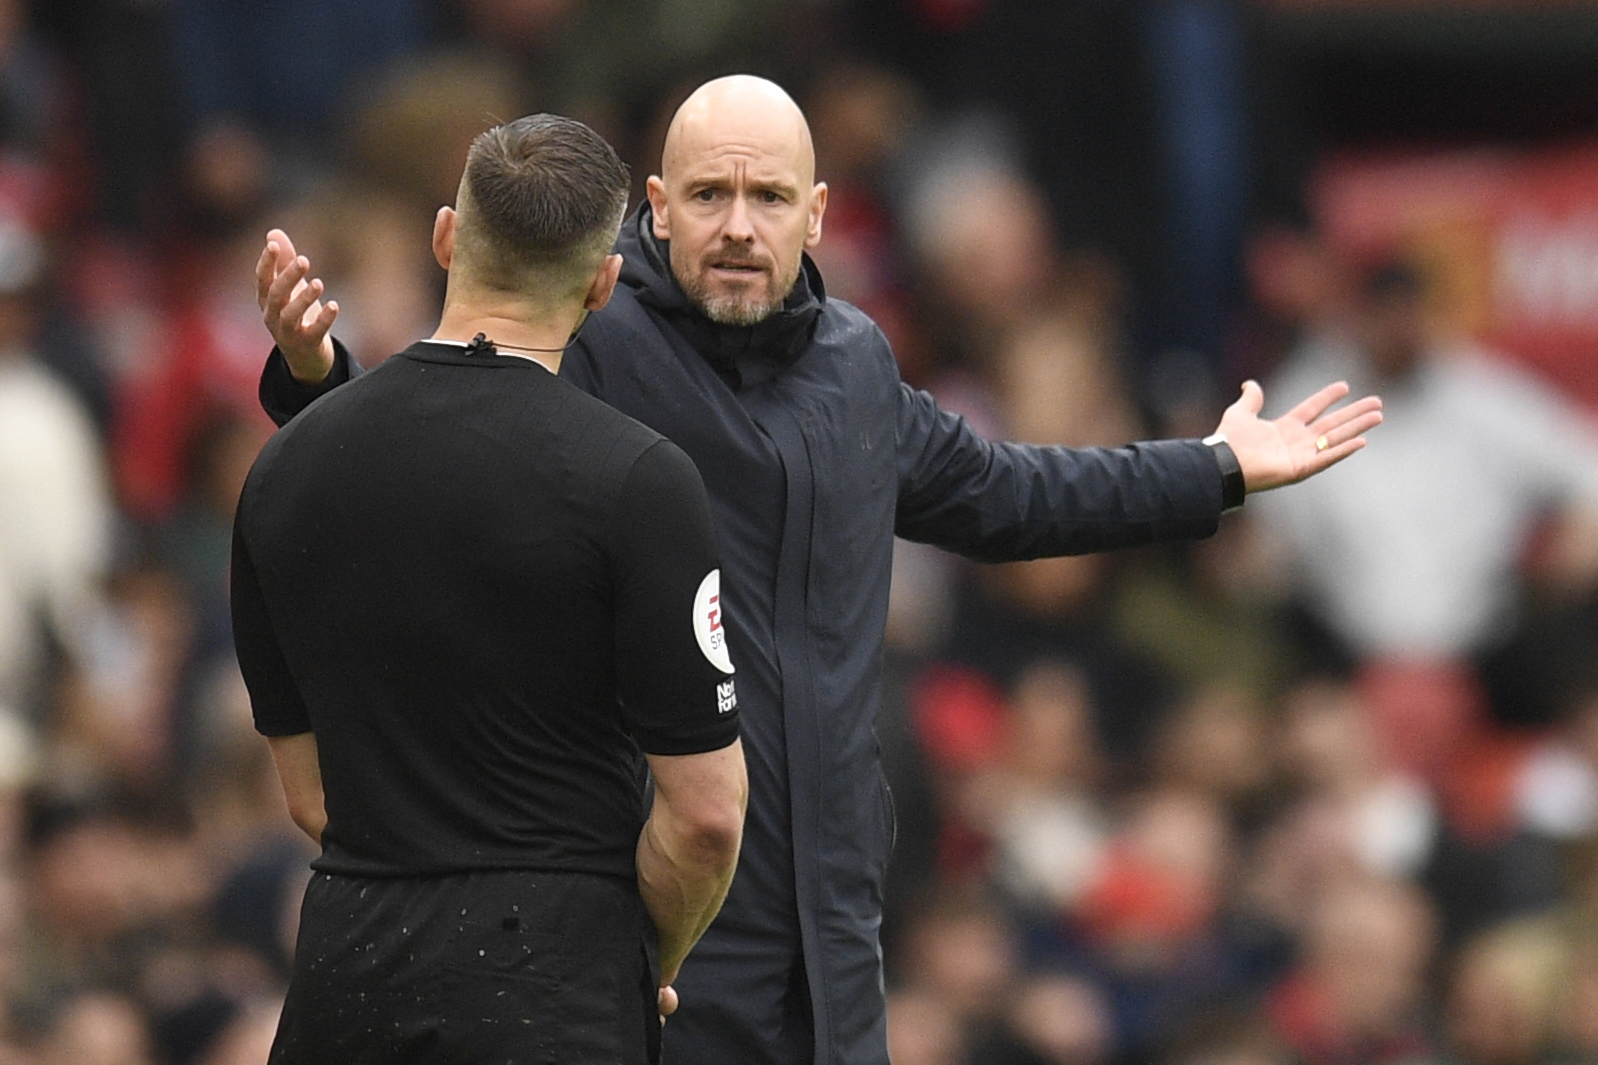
[
  {"xmin": 1066, "ymin": 788, "xmax": 1265, "ymax": 1056},
  {"xmin": 108, "ymin": 224, "xmax": 276, "ymax": 525},
  {"xmin": 1266, "ymin": 876, "xmax": 1437, "ymax": 1065},
  {"xmin": 931, "ymin": 299, "xmax": 1173, "ymax": 770},
  {"xmin": 803, "ymin": 61, "xmax": 926, "ymax": 379}
]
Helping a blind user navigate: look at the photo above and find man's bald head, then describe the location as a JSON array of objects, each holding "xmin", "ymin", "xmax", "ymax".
[
  {"xmin": 661, "ymin": 75, "xmax": 816, "ymax": 189},
  {"xmin": 647, "ymin": 75, "xmax": 827, "ymax": 326}
]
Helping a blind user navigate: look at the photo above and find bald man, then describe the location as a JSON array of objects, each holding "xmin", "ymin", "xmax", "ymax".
[{"xmin": 257, "ymin": 77, "xmax": 1380, "ymax": 1065}]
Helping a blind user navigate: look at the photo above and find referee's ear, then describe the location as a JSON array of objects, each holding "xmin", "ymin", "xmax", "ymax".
[
  {"xmin": 432, "ymin": 206, "xmax": 457, "ymax": 270},
  {"xmin": 584, "ymin": 253, "xmax": 623, "ymax": 311}
]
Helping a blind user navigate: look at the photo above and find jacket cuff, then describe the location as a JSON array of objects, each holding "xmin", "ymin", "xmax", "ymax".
[
  {"xmin": 259, "ymin": 339, "xmax": 354, "ymax": 427},
  {"xmin": 1203, "ymin": 435, "xmax": 1246, "ymax": 512}
]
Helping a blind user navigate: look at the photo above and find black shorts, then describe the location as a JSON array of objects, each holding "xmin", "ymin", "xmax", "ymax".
[{"xmin": 269, "ymin": 869, "xmax": 660, "ymax": 1065}]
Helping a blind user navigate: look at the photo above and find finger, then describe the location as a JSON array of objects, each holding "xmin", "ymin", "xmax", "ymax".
[
  {"xmin": 657, "ymin": 985, "xmax": 678, "ymax": 1017},
  {"xmin": 304, "ymin": 299, "xmax": 339, "ymax": 347},
  {"xmin": 1239, "ymin": 379, "xmax": 1264, "ymax": 416},
  {"xmin": 265, "ymin": 256, "xmax": 312, "ymax": 331},
  {"xmin": 1310, "ymin": 408, "xmax": 1384, "ymax": 452},
  {"xmin": 266, "ymin": 228, "xmax": 298, "ymax": 266},
  {"xmin": 1305, "ymin": 434, "xmax": 1368, "ymax": 473},
  {"xmin": 1286, "ymin": 380, "xmax": 1353, "ymax": 425},
  {"xmin": 1310, "ymin": 395, "xmax": 1383, "ymax": 435},
  {"xmin": 256, "ymin": 242, "xmax": 280, "ymax": 310},
  {"xmin": 280, "ymin": 276, "xmax": 325, "ymax": 334}
]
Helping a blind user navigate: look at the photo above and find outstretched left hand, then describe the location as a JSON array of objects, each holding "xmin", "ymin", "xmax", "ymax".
[{"xmin": 1215, "ymin": 380, "xmax": 1383, "ymax": 494}]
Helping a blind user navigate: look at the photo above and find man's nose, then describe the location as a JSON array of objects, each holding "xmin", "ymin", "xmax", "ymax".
[{"xmin": 722, "ymin": 196, "xmax": 755, "ymax": 242}]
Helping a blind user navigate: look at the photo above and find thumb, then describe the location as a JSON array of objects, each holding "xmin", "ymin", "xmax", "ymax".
[{"xmin": 1237, "ymin": 379, "xmax": 1264, "ymax": 416}]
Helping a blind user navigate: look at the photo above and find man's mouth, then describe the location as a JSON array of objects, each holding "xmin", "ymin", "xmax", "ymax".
[{"xmin": 708, "ymin": 260, "xmax": 767, "ymax": 276}]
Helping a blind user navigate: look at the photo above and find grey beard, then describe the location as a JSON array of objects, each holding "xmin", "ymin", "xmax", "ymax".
[
  {"xmin": 694, "ymin": 291, "xmax": 784, "ymax": 327},
  {"xmin": 678, "ymin": 256, "xmax": 802, "ymax": 327}
]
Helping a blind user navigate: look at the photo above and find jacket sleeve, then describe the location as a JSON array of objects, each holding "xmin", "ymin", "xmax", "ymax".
[
  {"xmin": 259, "ymin": 338, "xmax": 362, "ymax": 428},
  {"xmin": 894, "ymin": 382, "xmax": 1225, "ymax": 562}
]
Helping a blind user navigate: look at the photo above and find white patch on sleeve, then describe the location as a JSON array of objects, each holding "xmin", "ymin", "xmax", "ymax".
[{"xmin": 693, "ymin": 569, "xmax": 735, "ymax": 674}]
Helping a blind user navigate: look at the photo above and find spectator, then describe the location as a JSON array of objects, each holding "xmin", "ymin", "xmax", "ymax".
[
  {"xmin": 1266, "ymin": 876, "xmax": 1437, "ymax": 1065},
  {"xmin": 0, "ymin": 206, "xmax": 112, "ymax": 730},
  {"xmin": 1254, "ymin": 260, "xmax": 1598, "ymax": 729}
]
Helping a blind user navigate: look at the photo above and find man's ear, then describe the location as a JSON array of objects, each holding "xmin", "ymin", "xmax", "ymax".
[
  {"xmin": 584, "ymin": 253, "xmax": 624, "ymax": 311},
  {"xmin": 646, "ymin": 176, "xmax": 670, "ymax": 241},
  {"xmin": 804, "ymin": 182, "xmax": 828, "ymax": 250},
  {"xmin": 432, "ymin": 206, "xmax": 457, "ymax": 270}
]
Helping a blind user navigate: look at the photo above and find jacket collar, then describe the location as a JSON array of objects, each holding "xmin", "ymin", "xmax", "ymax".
[{"xmin": 617, "ymin": 202, "xmax": 825, "ymax": 386}]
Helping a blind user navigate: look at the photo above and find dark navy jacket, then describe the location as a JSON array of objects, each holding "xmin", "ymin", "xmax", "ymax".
[{"xmin": 260, "ymin": 203, "xmax": 1227, "ymax": 1065}]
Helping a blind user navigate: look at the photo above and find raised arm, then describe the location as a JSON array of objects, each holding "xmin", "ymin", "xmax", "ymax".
[
  {"xmin": 893, "ymin": 379, "xmax": 1380, "ymax": 563},
  {"xmin": 257, "ymin": 228, "xmax": 338, "ymax": 384},
  {"xmin": 255, "ymin": 228, "xmax": 362, "ymax": 426}
]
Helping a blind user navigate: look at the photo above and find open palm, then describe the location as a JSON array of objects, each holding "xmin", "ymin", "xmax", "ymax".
[{"xmin": 1217, "ymin": 380, "xmax": 1383, "ymax": 493}]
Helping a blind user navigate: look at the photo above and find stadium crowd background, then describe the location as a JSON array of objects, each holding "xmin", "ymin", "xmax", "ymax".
[{"xmin": 3, "ymin": 0, "xmax": 1598, "ymax": 1062}]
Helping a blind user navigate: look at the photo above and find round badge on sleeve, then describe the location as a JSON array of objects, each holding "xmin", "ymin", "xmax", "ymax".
[{"xmin": 693, "ymin": 569, "xmax": 735, "ymax": 674}]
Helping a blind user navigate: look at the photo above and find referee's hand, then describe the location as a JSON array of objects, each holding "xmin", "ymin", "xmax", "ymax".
[
  {"xmin": 257, "ymin": 228, "xmax": 338, "ymax": 386},
  {"xmin": 658, "ymin": 985, "xmax": 678, "ymax": 1024}
]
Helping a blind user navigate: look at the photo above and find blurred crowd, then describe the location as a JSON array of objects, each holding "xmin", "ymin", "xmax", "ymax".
[{"xmin": 2, "ymin": 0, "xmax": 1598, "ymax": 1062}]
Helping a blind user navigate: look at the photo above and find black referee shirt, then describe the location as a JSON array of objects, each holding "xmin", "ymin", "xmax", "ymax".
[{"xmin": 231, "ymin": 340, "xmax": 740, "ymax": 881}]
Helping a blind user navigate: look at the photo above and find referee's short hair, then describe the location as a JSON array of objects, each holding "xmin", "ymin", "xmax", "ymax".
[{"xmin": 454, "ymin": 113, "xmax": 631, "ymax": 303}]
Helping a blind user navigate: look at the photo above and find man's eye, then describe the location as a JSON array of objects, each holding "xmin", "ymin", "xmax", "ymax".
[
  {"xmin": 760, "ymin": 191, "xmax": 783, "ymax": 204},
  {"xmin": 695, "ymin": 189, "xmax": 718, "ymax": 202}
]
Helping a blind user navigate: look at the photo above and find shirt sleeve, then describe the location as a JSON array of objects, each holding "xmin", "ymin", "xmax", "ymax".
[
  {"xmin": 259, "ymin": 338, "xmax": 361, "ymax": 428},
  {"xmin": 893, "ymin": 381, "xmax": 1225, "ymax": 561},
  {"xmin": 230, "ymin": 514, "xmax": 313, "ymax": 737},
  {"xmin": 608, "ymin": 439, "xmax": 741, "ymax": 756}
]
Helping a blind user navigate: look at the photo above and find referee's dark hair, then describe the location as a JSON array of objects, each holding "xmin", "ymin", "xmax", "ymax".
[{"xmin": 453, "ymin": 113, "xmax": 631, "ymax": 303}]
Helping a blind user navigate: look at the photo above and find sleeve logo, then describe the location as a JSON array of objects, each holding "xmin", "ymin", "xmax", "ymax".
[
  {"xmin": 717, "ymin": 679, "xmax": 738, "ymax": 714},
  {"xmin": 693, "ymin": 569, "xmax": 735, "ymax": 674}
]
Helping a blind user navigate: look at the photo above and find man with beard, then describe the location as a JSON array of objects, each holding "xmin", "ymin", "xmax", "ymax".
[{"xmin": 256, "ymin": 76, "xmax": 1380, "ymax": 1065}]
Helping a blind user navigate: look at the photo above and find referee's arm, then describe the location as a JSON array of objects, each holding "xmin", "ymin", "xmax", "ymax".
[
  {"xmin": 231, "ymin": 509, "xmax": 327, "ymax": 845},
  {"xmin": 610, "ymin": 440, "xmax": 747, "ymax": 993}
]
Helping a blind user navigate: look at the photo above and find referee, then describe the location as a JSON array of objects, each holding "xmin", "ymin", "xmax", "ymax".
[{"xmin": 230, "ymin": 114, "xmax": 747, "ymax": 1064}]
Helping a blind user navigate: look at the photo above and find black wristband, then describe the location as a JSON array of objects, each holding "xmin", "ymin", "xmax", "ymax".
[{"xmin": 1204, "ymin": 435, "xmax": 1246, "ymax": 512}]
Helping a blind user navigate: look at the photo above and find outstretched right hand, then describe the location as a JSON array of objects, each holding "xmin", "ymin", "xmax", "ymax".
[{"xmin": 256, "ymin": 227, "xmax": 338, "ymax": 385}]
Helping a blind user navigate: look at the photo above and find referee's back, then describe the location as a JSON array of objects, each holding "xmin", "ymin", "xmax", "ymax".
[{"xmin": 231, "ymin": 340, "xmax": 739, "ymax": 881}]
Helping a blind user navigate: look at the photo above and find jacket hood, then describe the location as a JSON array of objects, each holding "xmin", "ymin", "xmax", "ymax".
[{"xmin": 615, "ymin": 201, "xmax": 826, "ymax": 384}]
